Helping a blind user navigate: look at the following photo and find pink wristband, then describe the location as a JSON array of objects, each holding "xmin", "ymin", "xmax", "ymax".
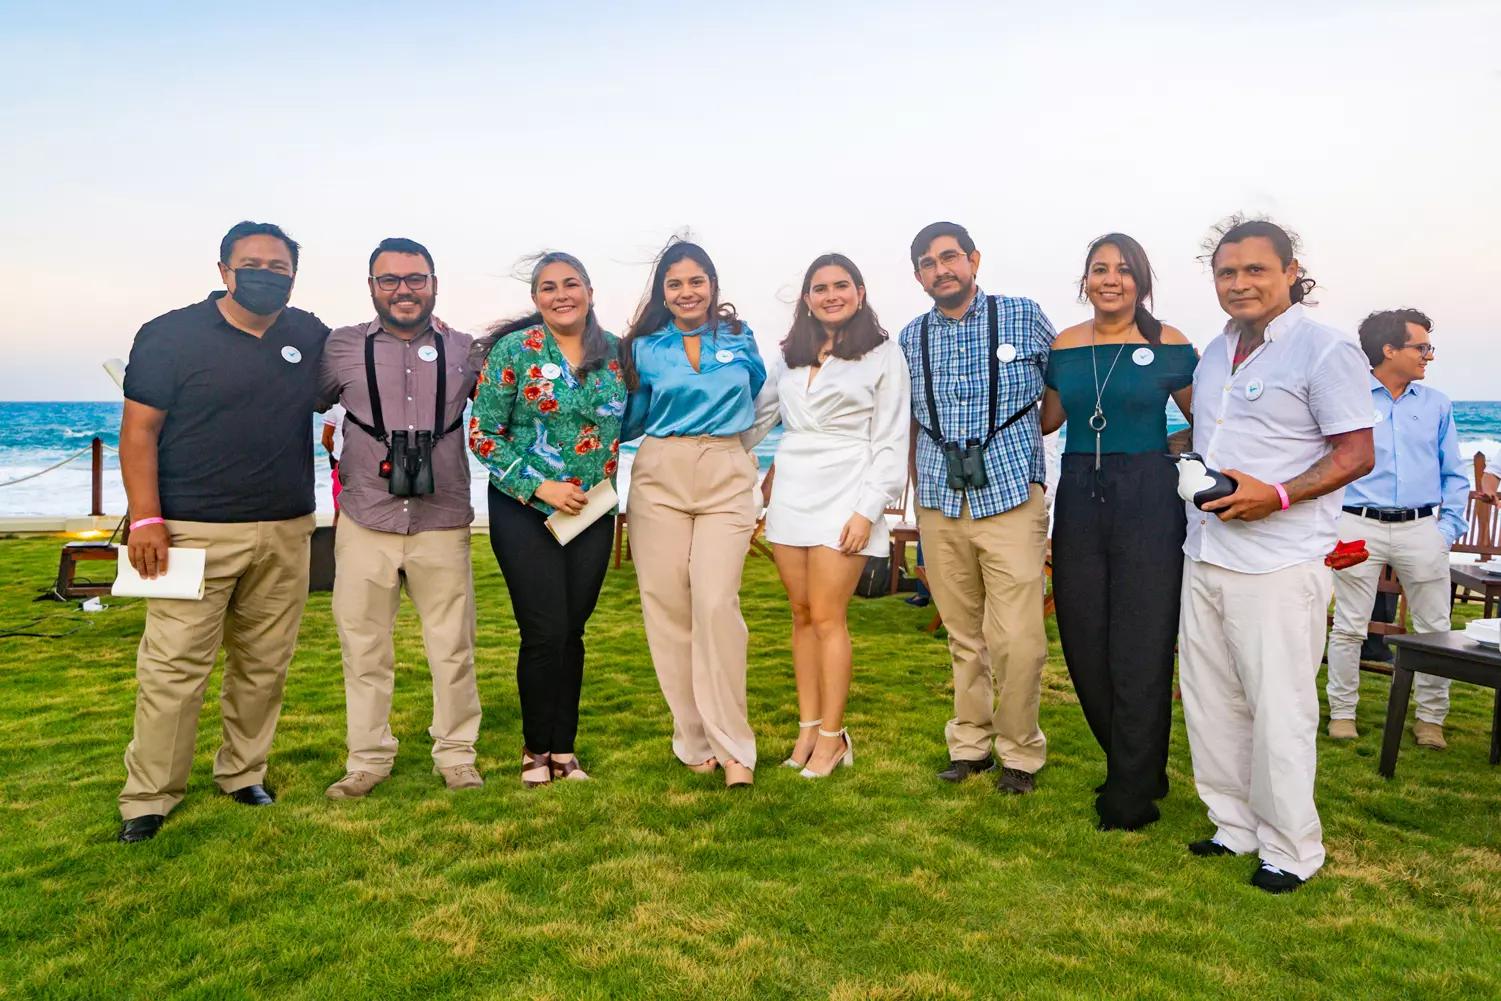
[
  {"xmin": 130, "ymin": 517, "xmax": 165, "ymax": 531},
  {"xmin": 1273, "ymin": 484, "xmax": 1290, "ymax": 511}
]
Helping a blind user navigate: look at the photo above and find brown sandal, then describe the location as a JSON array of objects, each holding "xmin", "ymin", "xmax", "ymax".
[
  {"xmin": 522, "ymin": 747, "xmax": 552, "ymax": 787},
  {"xmin": 550, "ymin": 756, "xmax": 590, "ymax": 781}
]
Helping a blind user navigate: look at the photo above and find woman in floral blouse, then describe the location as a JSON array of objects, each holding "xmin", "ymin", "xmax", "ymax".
[{"xmin": 469, "ymin": 252, "xmax": 626, "ymax": 787}]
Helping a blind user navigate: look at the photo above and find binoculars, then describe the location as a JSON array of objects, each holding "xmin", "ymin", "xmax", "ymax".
[
  {"xmin": 379, "ymin": 429, "xmax": 436, "ymax": 497},
  {"xmin": 943, "ymin": 438, "xmax": 989, "ymax": 491}
]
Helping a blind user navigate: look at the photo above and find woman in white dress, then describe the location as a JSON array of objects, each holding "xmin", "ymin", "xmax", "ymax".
[{"xmin": 747, "ymin": 254, "xmax": 910, "ymax": 778}]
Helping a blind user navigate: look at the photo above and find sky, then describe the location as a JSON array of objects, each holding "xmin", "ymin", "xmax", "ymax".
[{"xmin": 2, "ymin": 0, "xmax": 1497, "ymax": 401}]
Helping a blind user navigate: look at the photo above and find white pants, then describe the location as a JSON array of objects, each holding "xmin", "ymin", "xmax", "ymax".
[
  {"xmin": 1326, "ymin": 512, "xmax": 1452, "ymax": 724},
  {"xmin": 1179, "ymin": 558, "xmax": 1330, "ymax": 880}
]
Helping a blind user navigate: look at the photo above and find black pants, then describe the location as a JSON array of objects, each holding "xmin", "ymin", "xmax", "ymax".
[
  {"xmin": 487, "ymin": 485, "xmax": 613, "ymax": 754},
  {"xmin": 1052, "ymin": 452, "xmax": 1186, "ymax": 828}
]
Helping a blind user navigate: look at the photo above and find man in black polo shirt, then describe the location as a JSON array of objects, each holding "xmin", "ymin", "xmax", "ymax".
[{"xmin": 116, "ymin": 220, "xmax": 329, "ymax": 843}]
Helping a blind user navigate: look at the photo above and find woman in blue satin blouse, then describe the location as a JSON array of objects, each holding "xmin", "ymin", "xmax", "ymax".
[{"xmin": 619, "ymin": 241, "xmax": 766, "ymax": 789}]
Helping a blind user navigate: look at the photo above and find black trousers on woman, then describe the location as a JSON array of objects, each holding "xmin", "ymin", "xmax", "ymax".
[
  {"xmin": 1051, "ymin": 452, "xmax": 1186, "ymax": 829},
  {"xmin": 487, "ymin": 485, "xmax": 613, "ymax": 755}
]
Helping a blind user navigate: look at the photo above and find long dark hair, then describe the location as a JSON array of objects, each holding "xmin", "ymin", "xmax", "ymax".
[
  {"xmin": 618, "ymin": 240, "xmax": 742, "ymax": 391},
  {"xmin": 1204, "ymin": 216, "xmax": 1317, "ymax": 305},
  {"xmin": 472, "ymin": 252, "xmax": 612, "ymax": 375},
  {"xmin": 1078, "ymin": 232, "xmax": 1163, "ymax": 346},
  {"xmin": 781, "ymin": 254, "xmax": 887, "ymax": 368}
]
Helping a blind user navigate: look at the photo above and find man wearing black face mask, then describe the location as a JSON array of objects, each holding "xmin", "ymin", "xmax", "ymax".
[{"xmin": 114, "ymin": 220, "xmax": 330, "ymax": 844}]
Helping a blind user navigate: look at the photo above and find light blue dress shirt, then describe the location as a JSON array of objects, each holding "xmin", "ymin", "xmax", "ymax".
[
  {"xmin": 1343, "ymin": 375, "xmax": 1469, "ymax": 545},
  {"xmin": 621, "ymin": 321, "xmax": 767, "ymax": 441}
]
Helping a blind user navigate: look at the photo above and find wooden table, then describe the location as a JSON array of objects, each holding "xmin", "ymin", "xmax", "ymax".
[
  {"xmin": 1381, "ymin": 631, "xmax": 1501, "ymax": 778},
  {"xmin": 1450, "ymin": 564, "xmax": 1501, "ymax": 618}
]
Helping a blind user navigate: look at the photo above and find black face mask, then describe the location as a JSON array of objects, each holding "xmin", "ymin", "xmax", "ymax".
[{"xmin": 230, "ymin": 267, "xmax": 293, "ymax": 315}]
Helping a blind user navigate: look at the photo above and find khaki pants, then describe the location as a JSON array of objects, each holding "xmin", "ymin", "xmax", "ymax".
[
  {"xmin": 1327, "ymin": 512, "xmax": 1452, "ymax": 724},
  {"xmin": 629, "ymin": 435, "xmax": 759, "ymax": 769},
  {"xmin": 332, "ymin": 518, "xmax": 480, "ymax": 775},
  {"xmin": 917, "ymin": 486, "xmax": 1049, "ymax": 771},
  {"xmin": 119, "ymin": 515, "xmax": 315, "ymax": 820},
  {"xmin": 1179, "ymin": 557, "xmax": 1329, "ymax": 880}
]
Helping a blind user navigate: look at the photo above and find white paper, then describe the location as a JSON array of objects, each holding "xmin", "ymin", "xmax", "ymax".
[
  {"xmin": 112, "ymin": 547, "xmax": 207, "ymax": 600},
  {"xmin": 544, "ymin": 481, "xmax": 618, "ymax": 545}
]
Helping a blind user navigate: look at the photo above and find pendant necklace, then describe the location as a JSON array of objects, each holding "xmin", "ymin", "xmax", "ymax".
[{"xmin": 1088, "ymin": 323, "xmax": 1130, "ymax": 493}]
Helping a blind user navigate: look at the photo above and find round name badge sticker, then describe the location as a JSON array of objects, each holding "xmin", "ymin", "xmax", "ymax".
[
  {"xmin": 715, "ymin": 349, "xmax": 735, "ymax": 364},
  {"xmin": 995, "ymin": 344, "xmax": 1017, "ymax": 364},
  {"xmin": 417, "ymin": 345, "xmax": 439, "ymax": 362},
  {"xmin": 1244, "ymin": 379, "xmax": 1265, "ymax": 402},
  {"xmin": 280, "ymin": 345, "xmax": 302, "ymax": 365},
  {"xmin": 1132, "ymin": 347, "xmax": 1155, "ymax": 367},
  {"xmin": 540, "ymin": 363, "xmax": 562, "ymax": 380}
]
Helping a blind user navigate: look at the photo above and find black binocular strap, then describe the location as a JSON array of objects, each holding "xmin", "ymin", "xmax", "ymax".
[
  {"xmin": 347, "ymin": 331, "xmax": 464, "ymax": 444},
  {"xmin": 918, "ymin": 295, "xmax": 998, "ymax": 446}
]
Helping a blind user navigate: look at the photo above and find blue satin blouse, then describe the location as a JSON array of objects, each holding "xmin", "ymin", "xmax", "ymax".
[{"xmin": 621, "ymin": 320, "xmax": 767, "ymax": 440}]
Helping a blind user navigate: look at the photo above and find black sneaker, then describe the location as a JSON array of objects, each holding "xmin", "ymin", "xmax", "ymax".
[
  {"xmin": 1188, "ymin": 838, "xmax": 1237, "ymax": 857},
  {"xmin": 937, "ymin": 756, "xmax": 996, "ymax": 782},
  {"xmin": 995, "ymin": 767, "xmax": 1036, "ymax": 795},
  {"xmin": 1250, "ymin": 862, "xmax": 1306, "ymax": 894}
]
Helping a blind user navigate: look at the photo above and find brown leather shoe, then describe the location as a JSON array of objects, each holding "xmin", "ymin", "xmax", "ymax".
[
  {"xmin": 995, "ymin": 767, "xmax": 1036, "ymax": 795},
  {"xmin": 1327, "ymin": 719, "xmax": 1358, "ymax": 740},
  {"xmin": 1413, "ymin": 722, "xmax": 1447, "ymax": 750},
  {"xmin": 436, "ymin": 763, "xmax": 485, "ymax": 790},
  {"xmin": 326, "ymin": 770, "xmax": 386, "ymax": 800}
]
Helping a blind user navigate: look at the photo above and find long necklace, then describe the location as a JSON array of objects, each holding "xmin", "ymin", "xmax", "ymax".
[{"xmin": 1088, "ymin": 322, "xmax": 1130, "ymax": 478}]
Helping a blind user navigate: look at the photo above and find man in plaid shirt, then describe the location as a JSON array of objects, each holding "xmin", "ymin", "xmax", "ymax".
[{"xmin": 898, "ymin": 221, "xmax": 1056, "ymax": 795}]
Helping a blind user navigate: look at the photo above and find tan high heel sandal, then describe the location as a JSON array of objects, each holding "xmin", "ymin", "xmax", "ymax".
[{"xmin": 724, "ymin": 760, "xmax": 754, "ymax": 788}]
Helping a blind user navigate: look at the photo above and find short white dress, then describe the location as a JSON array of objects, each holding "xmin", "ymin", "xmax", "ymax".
[{"xmin": 747, "ymin": 339, "xmax": 911, "ymax": 556}]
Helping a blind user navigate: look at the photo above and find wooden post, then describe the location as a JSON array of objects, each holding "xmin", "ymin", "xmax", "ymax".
[{"xmin": 90, "ymin": 437, "xmax": 104, "ymax": 517}]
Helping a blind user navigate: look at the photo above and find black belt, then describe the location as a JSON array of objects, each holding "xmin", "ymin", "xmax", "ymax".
[{"xmin": 1343, "ymin": 505, "xmax": 1436, "ymax": 523}]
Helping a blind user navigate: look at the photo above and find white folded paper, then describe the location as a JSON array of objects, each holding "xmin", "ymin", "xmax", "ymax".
[
  {"xmin": 112, "ymin": 547, "xmax": 207, "ymax": 600},
  {"xmin": 545, "ymin": 481, "xmax": 618, "ymax": 545}
]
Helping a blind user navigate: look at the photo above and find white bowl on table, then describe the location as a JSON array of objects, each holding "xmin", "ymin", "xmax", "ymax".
[{"xmin": 1463, "ymin": 618, "xmax": 1500, "ymax": 650}]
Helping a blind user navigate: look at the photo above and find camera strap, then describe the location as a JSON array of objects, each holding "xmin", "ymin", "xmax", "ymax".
[
  {"xmin": 917, "ymin": 295, "xmax": 1035, "ymax": 448},
  {"xmin": 345, "ymin": 329, "xmax": 464, "ymax": 445}
]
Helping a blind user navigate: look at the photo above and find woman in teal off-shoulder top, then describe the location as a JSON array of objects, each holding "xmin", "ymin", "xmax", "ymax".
[{"xmin": 1040, "ymin": 233, "xmax": 1196, "ymax": 833}]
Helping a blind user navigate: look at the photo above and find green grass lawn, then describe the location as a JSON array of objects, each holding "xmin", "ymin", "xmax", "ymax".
[{"xmin": 1, "ymin": 535, "xmax": 1499, "ymax": 1000}]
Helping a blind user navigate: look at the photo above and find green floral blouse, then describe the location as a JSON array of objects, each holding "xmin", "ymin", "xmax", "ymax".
[{"xmin": 467, "ymin": 324, "xmax": 627, "ymax": 515}]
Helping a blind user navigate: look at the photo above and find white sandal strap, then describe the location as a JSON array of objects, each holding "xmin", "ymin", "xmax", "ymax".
[
  {"xmin": 817, "ymin": 728, "xmax": 845, "ymax": 738},
  {"xmin": 798, "ymin": 719, "xmax": 824, "ymax": 728}
]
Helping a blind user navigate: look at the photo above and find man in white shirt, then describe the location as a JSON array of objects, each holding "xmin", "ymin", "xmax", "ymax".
[{"xmin": 1179, "ymin": 219, "xmax": 1374, "ymax": 894}]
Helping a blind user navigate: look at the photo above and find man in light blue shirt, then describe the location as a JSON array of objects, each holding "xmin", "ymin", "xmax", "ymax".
[{"xmin": 1326, "ymin": 308, "xmax": 1468, "ymax": 748}]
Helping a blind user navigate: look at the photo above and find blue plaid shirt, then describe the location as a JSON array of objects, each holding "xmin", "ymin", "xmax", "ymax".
[{"xmin": 897, "ymin": 288, "xmax": 1054, "ymax": 519}]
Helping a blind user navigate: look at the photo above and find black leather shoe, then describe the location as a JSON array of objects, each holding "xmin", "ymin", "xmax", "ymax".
[
  {"xmin": 1188, "ymin": 838, "xmax": 1237, "ymax": 857},
  {"xmin": 995, "ymin": 767, "xmax": 1036, "ymax": 795},
  {"xmin": 118, "ymin": 815, "xmax": 164, "ymax": 843},
  {"xmin": 1251, "ymin": 862, "xmax": 1306, "ymax": 894},
  {"xmin": 938, "ymin": 756, "xmax": 996, "ymax": 782},
  {"xmin": 227, "ymin": 784, "xmax": 275, "ymax": 806}
]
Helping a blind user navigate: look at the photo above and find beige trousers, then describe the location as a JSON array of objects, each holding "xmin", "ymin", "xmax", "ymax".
[
  {"xmin": 119, "ymin": 515, "xmax": 315, "ymax": 819},
  {"xmin": 1179, "ymin": 557, "xmax": 1329, "ymax": 880},
  {"xmin": 629, "ymin": 435, "xmax": 759, "ymax": 769},
  {"xmin": 917, "ymin": 486, "xmax": 1049, "ymax": 771},
  {"xmin": 1326, "ymin": 512, "xmax": 1452, "ymax": 724},
  {"xmin": 332, "ymin": 518, "xmax": 480, "ymax": 775}
]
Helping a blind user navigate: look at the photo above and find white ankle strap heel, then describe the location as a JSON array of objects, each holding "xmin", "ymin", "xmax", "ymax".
[
  {"xmin": 799, "ymin": 728, "xmax": 853, "ymax": 779},
  {"xmin": 782, "ymin": 719, "xmax": 823, "ymax": 768}
]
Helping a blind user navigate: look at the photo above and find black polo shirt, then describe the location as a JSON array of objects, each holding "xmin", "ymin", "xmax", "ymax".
[{"xmin": 123, "ymin": 292, "xmax": 330, "ymax": 522}]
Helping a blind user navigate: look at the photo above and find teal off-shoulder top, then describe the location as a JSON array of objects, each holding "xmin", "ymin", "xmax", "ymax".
[{"xmin": 1045, "ymin": 342, "xmax": 1196, "ymax": 455}]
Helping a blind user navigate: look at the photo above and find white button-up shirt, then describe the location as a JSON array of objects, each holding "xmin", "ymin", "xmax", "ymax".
[{"xmin": 1184, "ymin": 304, "xmax": 1374, "ymax": 574}]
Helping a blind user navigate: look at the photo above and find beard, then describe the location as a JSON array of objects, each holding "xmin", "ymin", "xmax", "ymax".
[
  {"xmin": 377, "ymin": 296, "xmax": 435, "ymax": 334},
  {"xmin": 929, "ymin": 277, "xmax": 975, "ymax": 311}
]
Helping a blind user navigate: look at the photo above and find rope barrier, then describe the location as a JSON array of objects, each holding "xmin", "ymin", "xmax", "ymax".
[{"xmin": 0, "ymin": 446, "xmax": 96, "ymax": 488}]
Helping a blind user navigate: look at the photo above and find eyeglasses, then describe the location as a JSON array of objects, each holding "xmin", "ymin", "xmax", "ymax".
[
  {"xmin": 917, "ymin": 250, "xmax": 967, "ymax": 274},
  {"xmin": 372, "ymin": 273, "xmax": 433, "ymax": 291},
  {"xmin": 1403, "ymin": 343, "xmax": 1436, "ymax": 360}
]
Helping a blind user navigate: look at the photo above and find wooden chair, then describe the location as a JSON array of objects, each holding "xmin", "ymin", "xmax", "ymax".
[
  {"xmin": 888, "ymin": 473, "xmax": 919, "ymax": 595},
  {"xmin": 1453, "ymin": 452, "xmax": 1500, "ymax": 565}
]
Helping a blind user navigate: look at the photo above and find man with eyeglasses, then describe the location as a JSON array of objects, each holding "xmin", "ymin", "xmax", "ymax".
[
  {"xmin": 1325, "ymin": 308, "xmax": 1467, "ymax": 748},
  {"xmin": 318, "ymin": 237, "xmax": 483, "ymax": 799},
  {"xmin": 898, "ymin": 221, "xmax": 1056, "ymax": 796},
  {"xmin": 116, "ymin": 220, "xmax": 328, "ymax": 843}
]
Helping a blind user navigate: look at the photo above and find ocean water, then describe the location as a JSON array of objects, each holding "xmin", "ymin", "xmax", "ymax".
[{"xmin": 2, "ymin": 400, "xmax": 1498, "ymax": 518}]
